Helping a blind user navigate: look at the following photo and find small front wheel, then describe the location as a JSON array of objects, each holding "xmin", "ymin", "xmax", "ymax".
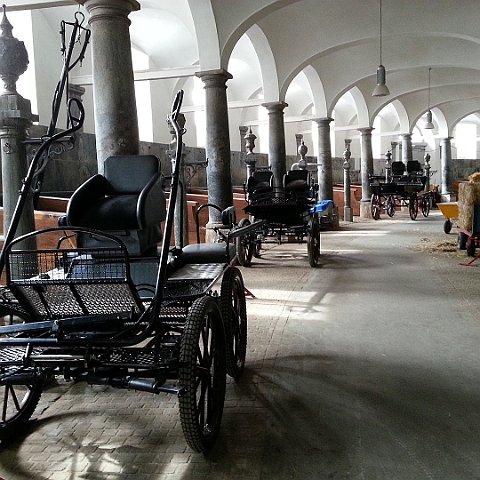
[
  {"xmin": 371, "ymin": 194, "xmax": 381, "ymax": 220},
  {"xmin": 307, "ymin": 216, "xmax": 321, "ymax": 267},
  {"xmin": 466, "ymin": 237, "xmax": 476, "ymax": 257},
  {"xmin": 458, "ymin": 232, "xmax": 468, "ymax": 250},
  {"xmin": 386, "ymin": 196, "xmax": 396, "ymax": 217},
  {"xmin": 179, "ymin": 296, "xmax": 226, "ymax": 453},
  {"xmin": 421, "ymin": 195, "xmax": 431, "ymax": 217},
  {"xmin": 235, "ymin": 218, "xmax": 254, "ymax": 267},
  {"xmin": 444, "ymin": 219, "xmax": 453, "ymax": 234},
  {"xmin": 409, "ymin": 193, "xmax": 418, "ymax": 220},
  {"xmin": 0, "ymin": 305, "xmax": 44, "ymax": 440}
]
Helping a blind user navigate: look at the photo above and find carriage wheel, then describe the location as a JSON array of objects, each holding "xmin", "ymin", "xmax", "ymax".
[
  {"xmin": 386, "ymin": 195, "xmax": 396, "ymax": 217},
  {"xmin": 457, "ymin": 232, "xmax": 468, "ymax": 250},
  {"xmin": 220, "ymin": 267, "xmax": 247, "ymax": 380},
  {"xmin": 466, "ymin": 237, "xmax": 476, "ymax": 257},
  {"xmin": 0, "ymin": 306, "xmax": 43, "ymax": 440},
  {"xmin": 253, "ymin": 240, "xmax": 262, "ymax": 258},
  {"xmin": 421, "ymin": 195, "xmax": 431, "ymax": 217},
  {"xmin": 370, "ymin": 194, "xmax": 381, "ymax": 220},
  {"xmin": 235, "ymin": 218, "xmax": 254, "ymax": 267},
  {"xmin": 307, "ymin": 216, "xmax": 321, "ymax": 267},
  {"xmin": 179, "ymin": 296, "xmax": 226, "ymax": 453},
  {"xmin": 443, "ymin": 219, "xmax": 452, "ymax": 234},
  {"xmin": 409, "ymin": 193, "xmax": 418, "ymax": 220}
]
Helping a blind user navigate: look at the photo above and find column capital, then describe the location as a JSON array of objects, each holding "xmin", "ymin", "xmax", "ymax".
[
  {"xmin": 400, "ymin": 132, "xmax": 412, "ymax": 138},
  {"xmin": 261, "ymin": 101, "xmax": 288, "ymax": 112},
  {"xmin": 312, "ymin": 117, "xmax": 333, "ymax": 125},
  {"xmin": 195, "ymin": 69, "xmax": 232, "ymax": 87},
  {"xmin": 441, "ymin": 136, "xmax": 453, "ymax": 142},
  {"xmin": 78, "ymin": 0, "xmax": 140, "ymax": 23},
  {"xmin": 358, "ymin": 127, "xmax": 374, "ymax": 135}
]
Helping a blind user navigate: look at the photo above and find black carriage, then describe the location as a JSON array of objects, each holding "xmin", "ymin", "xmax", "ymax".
[
  {"xmin": 369, "ymin": 160, "xmax": 431, "ymax": 220},
  {"xmin": 236, "ymin": 169, "xmax": 322, "ymax": 268},
  {"xmin": 0, "ymin": 89, "xmax": 248, "ymax": 453}
]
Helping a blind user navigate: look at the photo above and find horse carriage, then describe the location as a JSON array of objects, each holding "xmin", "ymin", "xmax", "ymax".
[
  {"xmin": 0, "ymin": 84, "xmax": 248, "ymax": 453},
  {"xmin": 369, "ymin": 160, "xmax": 432, "ymax": 220},
  {"xmin": 235, "ymin": 168, "xmax": 323, "ymax": 268}
]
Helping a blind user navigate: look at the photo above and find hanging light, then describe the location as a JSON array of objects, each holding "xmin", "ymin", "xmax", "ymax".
[
  {"xmin": 424, "ymin": 67, "xmax": 434, "ymax": 129},
  {"xmin": 372, "ymin": 0, "xmax": 390, "ymax": 96}
]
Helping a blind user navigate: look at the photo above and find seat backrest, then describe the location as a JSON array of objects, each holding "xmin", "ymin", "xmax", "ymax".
[
  {"xmin": 407, "ymin": 160, "xmax": 422, "ymax": 174},
  {"xmin": 104, "ymin": 155, "xmax": 160, "ymax": 194},
  {"xmin": 284, "ymin": 169, "xmax": 310, "ymax": 191},
  {"xmin": 247, "ymin": 170, "xmax": 273, "ymax": 194},
  {"xmin": 391, "ymin": 161, "xmax": 405, "ymax": 176}
]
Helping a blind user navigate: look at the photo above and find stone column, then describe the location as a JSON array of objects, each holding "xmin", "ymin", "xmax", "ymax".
[
  {"xmin": 0, "ymin": 7, "xmax": 37, "ymax": 249},
  {"xmin": 400, "ymin": 133, "xmax": 413, "ymax": 170},
  {"xmin": 196, "ymin": 69, "xmax": 233, "ymax": 228},
  {"xmin": 440, "ymin": 137, "xmax": 453, "ymax": 198},
  {"xmin": 313, "ymin": 117, "xmax": 334, "ymax": 201},
  {"xmin": 295, "ymin": 133, "xmax": 303, "ymax": 155},
  {"xmin": 358, "ymin": 127, "xmax": 374, "ymax": 218},
  {"xmin": 79, "ymin": 0, "xmax": 140, "ymax": 172},
  {"xmin": 239, "ymin": 125, "xmax": 248, "ymax": 153},
  {"xmin": 343, "ymin": 140, "xmax": 353, "ymax": 222},
  {"xmin": 390, "ymin": 141, "xmax": 398, "ymax": 161},
  {"xmin": 262, "ymin": 101, "xmax": 288, "ymax": 191}
]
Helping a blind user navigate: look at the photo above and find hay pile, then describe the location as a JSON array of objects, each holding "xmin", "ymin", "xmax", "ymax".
[{"xmin": 458, "ymin": 180, "xmax": 480, "ymax": 230}]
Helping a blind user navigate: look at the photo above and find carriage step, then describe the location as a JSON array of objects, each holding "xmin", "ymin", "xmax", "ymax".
[{"xmin": 127, "ymin": 378, "xmax": 185, "ymax": 396}]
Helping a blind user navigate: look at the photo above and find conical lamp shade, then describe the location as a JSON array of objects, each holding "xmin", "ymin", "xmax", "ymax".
[
  {"xmin": 424, "ymin": 110, "xmax": 434, "ymax": 129},
  {"xmin": 372, "ymin": 65, "xmax": 390, "ymax": 97}
]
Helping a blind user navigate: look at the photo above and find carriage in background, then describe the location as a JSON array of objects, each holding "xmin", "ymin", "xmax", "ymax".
[
  {"xmin": 235, "ymin": 168, "xmax": 324, "ymax": 268},
  {"xmin": 369, "ymin": 160, "xmax": 432, "ymax": 220}
]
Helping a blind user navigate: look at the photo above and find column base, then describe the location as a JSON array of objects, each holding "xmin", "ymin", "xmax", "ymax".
[
  {"xmin": 359, "ymin": 201, "xmax": 372, "ymax": 219},
  {"xmin": 440, "ymin": 193, "xmax": 457, "ymax": 202},
  {"xmin": 205, "ymin": 221, "xmax": 226, "ymax": 243},
  {"xmin": 344, "ymin": 206, "xmax": 353, "ymax": 222}
]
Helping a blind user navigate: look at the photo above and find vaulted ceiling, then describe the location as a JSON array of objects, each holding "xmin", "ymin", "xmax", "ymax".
[{"xmin": 6, "ymin": 0, "xmax": 480, "ymax": 142}]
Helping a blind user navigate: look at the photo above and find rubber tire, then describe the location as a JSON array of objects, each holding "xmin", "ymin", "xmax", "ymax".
[
  {"xmin": 307, "ymin": 216, "xmax": 321, "ymax": 268},
  {"xmin": 179, "ymin": 296, "xmax": 226, "ymax": 453},
  {"xmin": 0, "ymin": 375, "xmax": 43, "ymax": 440},
  {"xmin": 253, "ymin": 241, "xmax": 262, "ymax": 258},
  {"xmin": 371, "ymin": 194, "xmax": 381, "ymax": 220},
  {"xmin": 466, "ymin": 238, "xmax": 476, "ymax": 257},
  {"xmin": 409, "ymin": 193, "xmax": 418, "ymax": 220},
  {"xmin": 386, "ymin": 196, "xmax": 396, "ymax": 217},
  {"xmin": 421, "ymin": 196, "xmax": 430, "ymax": 217},
  {"xmin": 0, "ymin": 305, "xmax": 43, "ymax": 441},
  {"xmin": 220, "ymin": 267, "xmax": 247, "ymax": 380},
  {"xmin": 457, "ymin": 232, "xmax": 468, "ymax": 250},
  {"xmin": 235, "ymin": 218, "xmax": 254, "ymax": 267},
  {"xmin": 444, "ymin": 220, "xmax": 452, "ymax": 234}
]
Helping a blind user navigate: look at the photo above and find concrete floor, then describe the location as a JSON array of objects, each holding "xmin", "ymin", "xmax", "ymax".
[{"xmin": 1, "ymin": 210, "xmax": 480, "ymax": 479}]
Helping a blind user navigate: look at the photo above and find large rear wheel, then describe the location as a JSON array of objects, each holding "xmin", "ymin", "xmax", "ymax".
[
  {"xmin": 179, "ymin": 296, "xmax": 226, "ymax": 453},
  {"xmin": 220, "ymin": 267, "xmax": 247, "ymax": 380}
]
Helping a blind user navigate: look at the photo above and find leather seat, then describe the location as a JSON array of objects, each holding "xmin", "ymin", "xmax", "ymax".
[{"xmin": 61, "ymin": 155, "xmax": 166, "ymax": 256}]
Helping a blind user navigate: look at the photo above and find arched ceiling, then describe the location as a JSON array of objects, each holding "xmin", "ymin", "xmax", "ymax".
[{"xmin": 8, "ymin": 0, "xmax": 480, "ymax": 134}]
